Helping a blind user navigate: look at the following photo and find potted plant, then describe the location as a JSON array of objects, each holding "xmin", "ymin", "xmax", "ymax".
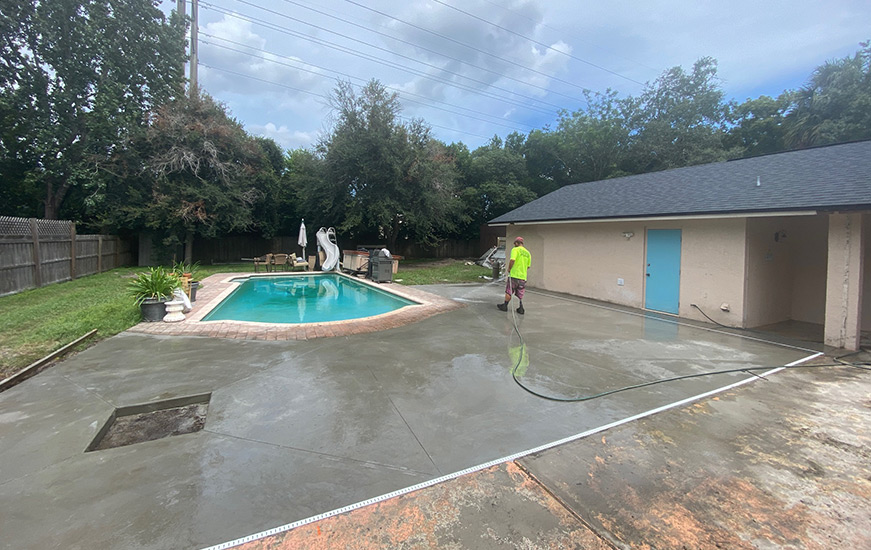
[
  {"xmin": 172, "ymin": 261, "xmax": 202, "ymax": 302},
  {"xmin": 129, "ymin": 266, "xmax": 181, "ymax": 322}
]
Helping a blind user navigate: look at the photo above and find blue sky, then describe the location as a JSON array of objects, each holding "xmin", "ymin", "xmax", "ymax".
[{"xmin": 159, "ymin": 0, "xmax": 870, "ymax": 151}]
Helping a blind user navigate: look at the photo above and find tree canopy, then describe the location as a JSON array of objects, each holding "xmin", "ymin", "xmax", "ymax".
[
  {"xmin": 784, "ymin": 42, "xmax": 871, "ymax": 148},
  {"xmin": 307, "ymin": 80, "xmax": 464, "ymax": 250},
  {"xmin": 100, "ymin": 93, "xmax": 282, "ymax": 263},
  {"xmin": 1, "ymin": 20, "xmax": 869, "ymax": 258},
  {"xmin": 0, "ymin": 0, "xmax": 185, "ymax": 219}
]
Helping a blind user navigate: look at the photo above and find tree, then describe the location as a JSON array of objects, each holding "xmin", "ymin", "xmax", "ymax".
[
  {"xmin": 0, "ymin": 0, "xmax": 185, "ymax": 219},
  {"xmin": 103, "ymin": 93, "xmax": 279, "ymax": 263},
  {"xmin": 726, "ymin": 93, "xmax": 793, "ymax": 158},
  {"xmin": 466, "ymin": 138, "xmax": 529, "ymax": 191},
  {"xmin": 318, "ymin": 80, "xmax": 463, "ymax": 250},
  {"xmin": 286, "ymin": 147, "xmax": 330, "ymax": 227},
  {"xmin": 555, "ymin": 89, "xmax": 637, "ymax": 183},
  {"xmin": 523, "ymin": 129, "xmax": 566, "ymax": 196},
  {"xmin": 250, "ymin": 136, "xmax": 286, "ymax": 238},
  {"xmin": 630, "ymin": 57, "xmax": 730, "ymax": 172},
  {"xmin": 783, "ymin": 41, "xmax": 871, "ymax": 148},
  {"xmin": 456, "ymin": 137, "xmax": 536, "ymax": 235}
]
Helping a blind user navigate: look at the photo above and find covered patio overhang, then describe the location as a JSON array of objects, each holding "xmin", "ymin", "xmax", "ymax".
[{"xmin": 493, "ymin": 209, "xmax": 870, "ymax": 351}]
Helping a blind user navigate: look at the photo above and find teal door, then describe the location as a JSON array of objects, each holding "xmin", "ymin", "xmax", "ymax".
[{"xmin": 645, "ymin": 229, "xmax": 681, "ymax": 314}]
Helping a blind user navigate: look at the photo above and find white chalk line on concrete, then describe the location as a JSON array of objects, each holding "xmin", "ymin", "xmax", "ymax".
[{"xmin": 201, "ymin": 351, "xmax": 822, "ymax": 550}]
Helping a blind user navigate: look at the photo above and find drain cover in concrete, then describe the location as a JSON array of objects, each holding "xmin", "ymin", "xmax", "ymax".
[{"xmin": 87, "ymin": 394, "xmax": 210, "ymax": 452}]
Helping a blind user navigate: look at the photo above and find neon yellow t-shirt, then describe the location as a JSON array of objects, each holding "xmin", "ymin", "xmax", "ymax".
[{"xmin": 509, "ymin": 245, "xmax": 531, "ymax": 280}]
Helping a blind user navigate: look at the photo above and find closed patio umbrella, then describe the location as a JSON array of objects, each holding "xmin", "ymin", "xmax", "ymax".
[{"xmin": 298, "ymin": 219, "xmax": 307, "ymax": 259}]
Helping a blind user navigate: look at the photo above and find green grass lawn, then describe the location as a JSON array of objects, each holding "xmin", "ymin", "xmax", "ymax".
[
  {"xmin": 0, "ymin": 259, "xmax": 489, "ymax": 379},
  {"xmin": 394, "ymin": 258, "xmax": 491, "ymax": 285}
]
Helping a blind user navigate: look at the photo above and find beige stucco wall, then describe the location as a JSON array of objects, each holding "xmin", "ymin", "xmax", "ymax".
[
  {"xmin": 673, "ymin": 218, "xmax": 746, "ymax": 325},
  {"xmin": 509, "ymin": 222, "xmax": 645, "ymax": 308},
  {"xmin": 505, "ymin": 210, "xmax": 866, "ymax": 341},
  {"xmin": 788, "ymin": 215, "xmax": 829, "ymax": 325},
  {"xmin": 506, "ymin": 218, "xmax": 747, "ymax": 326},
  {"xmin": 744, "ymin": 218, "xmax": 795, "ymax": 327},
  {"xmin": 743, "ymin": 215, "xmax": 829, "ymax": 328},
  {"xmin": 864, "ymin": 213, "xmax": 871, "ymax": 331}
]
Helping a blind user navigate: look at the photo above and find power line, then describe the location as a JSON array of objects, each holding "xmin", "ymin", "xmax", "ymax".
[
  {"xmin": 200, "ymin": 62, "xmax": 328, "ymax": 101},
  {"xmin": 429, "ymin": 0, "xmax": 645, "ymax": 86},
  {"xmin": 199, "ymin": 63, "xmax": 497, "ymax": 142},
  {"xmin": 477, "ymin": 0, "xmax": 659, "ymax": 74},
  {"xmin": 199, "ymin": 2, "xmax": 564, "ymax": 114},
  {"xmin": 398, "ymin": 116, "xmax": 495, "ymax": 142},
  {"xmin": 200, "ymin": 35, "xmax": 538, "ymax": 132},
  {"xmin": 226, "ymin": 0, "xmax": 575, "ymax": 108},
  {"xmin": 199, "ymin": 4, "xmax": 557, "ymax": 115},
  {"xmin": 286, "ymin": 0, "xmax": 592, "ymax": 95}
]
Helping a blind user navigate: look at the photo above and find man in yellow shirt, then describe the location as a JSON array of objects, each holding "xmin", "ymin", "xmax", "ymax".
[{"xmin": 498, "ymin": 236, "xmax": 531, "ymax": 314}]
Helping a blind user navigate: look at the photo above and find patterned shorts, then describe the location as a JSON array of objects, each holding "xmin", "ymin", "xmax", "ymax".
[{"xmin": 505, "ymin": 277, "xmax": 526, "ymax": 299}]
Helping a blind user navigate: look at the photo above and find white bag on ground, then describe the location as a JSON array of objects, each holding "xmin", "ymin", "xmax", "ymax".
[{"xmin": 173, "ymin": 288, "xmax": 192, "ymax": 313}]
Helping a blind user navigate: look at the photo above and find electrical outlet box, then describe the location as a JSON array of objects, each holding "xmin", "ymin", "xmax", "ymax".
[{"xmin": 617, "ymin": 278, "xmax": 624, "ymax": 286}]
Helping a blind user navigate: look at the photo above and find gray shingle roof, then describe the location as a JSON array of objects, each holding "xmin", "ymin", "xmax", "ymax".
[{"xmin": 489, "ymin": 140, "xmax": 871, "ymax": 224}]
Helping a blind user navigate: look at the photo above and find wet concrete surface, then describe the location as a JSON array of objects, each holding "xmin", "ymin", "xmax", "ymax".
[
  {"xmin": 240, "ymin": 362, "xmax": 870, "ymax": 550},
  {"xmin": 0, "ymin": 283, "xmax": 823, "ymax": 549}
]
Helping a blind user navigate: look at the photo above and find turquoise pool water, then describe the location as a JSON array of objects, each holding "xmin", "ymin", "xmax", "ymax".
[{"xmin": 201, "ymin": 274, "xmax": 417, "ymax": 324}]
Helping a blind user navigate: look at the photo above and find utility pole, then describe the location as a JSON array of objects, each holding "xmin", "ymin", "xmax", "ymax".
[
  {"xmin": 190, "ymin": 0, "xmax": 198, "ymax": 97},
  {"xmin": 176, "ymin": 0, "xmax": 185, "ymax": 95}
]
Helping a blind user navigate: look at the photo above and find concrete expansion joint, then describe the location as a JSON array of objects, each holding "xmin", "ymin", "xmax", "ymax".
[
  {"xmin": 0, "ymin": 451, "xmax": 80, "ymax": 490},
  {"xmin": 514, "ymin": 461, "xmax": 622, "ymax": 550},
  {"xmin": 57, "ymin": 372, "xmax": 117, "ymax": 410},
  {"xmin": 210, "ymin": 430, "xmax": 436, "ymax": 476}
]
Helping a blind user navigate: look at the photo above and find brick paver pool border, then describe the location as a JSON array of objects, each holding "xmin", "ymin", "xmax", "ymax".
[{"xmin": 127, "ymin": 272, "xmax": 464, "ymax": 341}]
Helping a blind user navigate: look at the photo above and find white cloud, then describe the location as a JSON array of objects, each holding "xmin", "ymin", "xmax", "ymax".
[
  {"xmin": 198, "ymin": 14, "xmax": 325, "ymax": 98},
  {"xmin": 159, "ymin": 0, "xmax": 871, "ymax": 149},
  {"xmin": 248, "ymin": 122, "xmax": 320, "ymax": 151}
]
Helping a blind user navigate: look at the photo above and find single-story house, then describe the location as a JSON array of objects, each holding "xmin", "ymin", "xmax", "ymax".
[{"xmin": 489, "ymin": 140, "xmax": 871, "ymax": 350}]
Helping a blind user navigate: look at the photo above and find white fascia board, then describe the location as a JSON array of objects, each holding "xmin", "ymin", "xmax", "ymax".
[{"xmin": 497, "ymin": 210, "xmax": 818, "ymax": 226}]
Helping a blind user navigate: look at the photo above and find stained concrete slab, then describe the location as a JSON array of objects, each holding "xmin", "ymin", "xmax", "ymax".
[
  {"xmin": 236, "ymin": 463, "xmax": 614, "ymax": 550},
  {"xmin": 0, "ymin": 283, "xmax": 815, "ymax": 549},
  {"xmin": 517, "ymin": 364, "xmax": 871, "ymax": 550},
  {"xmin": 239, "ymin": 364, "xmax": 870, "ymax": 550}
]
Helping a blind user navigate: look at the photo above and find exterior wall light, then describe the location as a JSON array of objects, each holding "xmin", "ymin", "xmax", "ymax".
[{"xmin": 622, "ymin": 231, "xmax": 634, "ymax": 239}]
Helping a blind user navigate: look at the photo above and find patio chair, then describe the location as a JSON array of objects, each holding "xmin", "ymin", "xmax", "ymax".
[
  {"xmin": 290, "ymin": 254, "xmax": 309, "ymax": 271},
  {"xmin": 272, "ymin": 253, "xmax": 289, "ymax": 271},
  {"xmin": 254, "ymin": 253, "xmax": 273, "ymax": 273}
]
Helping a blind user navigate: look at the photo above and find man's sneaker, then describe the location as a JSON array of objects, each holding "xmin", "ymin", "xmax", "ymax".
[
  {"xmin": 497, "ymin": 303, "xmax": 508, "ymax": 311},
  {"xmin": 516, "ymin": 305, "xmax": 525, "ymax": 315}
]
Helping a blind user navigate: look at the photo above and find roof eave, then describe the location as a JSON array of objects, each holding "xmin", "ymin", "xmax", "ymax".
[{"xmin": 487, "ymin": 207, "xmax": 864, "ymax": 226}]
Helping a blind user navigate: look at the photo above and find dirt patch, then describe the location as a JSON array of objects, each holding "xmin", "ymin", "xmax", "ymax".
[{"xmin": 90, "ymin": 403, "xmax": 208, "ymax": 451}]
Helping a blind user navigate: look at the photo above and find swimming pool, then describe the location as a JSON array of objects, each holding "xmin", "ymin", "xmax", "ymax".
[{"xmin": 201, "ymin": 273, "xmax": 418, "ymax": 324}]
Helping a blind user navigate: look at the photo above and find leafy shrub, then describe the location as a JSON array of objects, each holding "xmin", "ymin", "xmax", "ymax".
[{"xmin": 128, "ymin": 266, "xmax": 180, "ymax": 304}]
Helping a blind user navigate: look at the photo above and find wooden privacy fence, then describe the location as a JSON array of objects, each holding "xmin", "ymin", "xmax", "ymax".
[
  {"xmin": 0, "ymin": 216, "xmax": 133, "ymax": 297},
  {"xmin": 189, "ymin": 225, "xmax": 504, "ymax": 264}
]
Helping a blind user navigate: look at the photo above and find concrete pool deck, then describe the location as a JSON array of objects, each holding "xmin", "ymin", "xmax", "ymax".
[
  {"xmin": 1, "ymin": 280, "xmax": 867, "ymax": 549},
  {"xmin": 232, "ymin": 359, "xmax": 871, "ymax": 550}
]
